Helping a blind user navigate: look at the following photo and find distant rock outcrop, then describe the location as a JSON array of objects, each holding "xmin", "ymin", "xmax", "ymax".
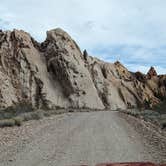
[
  {"xmin": 0, "ymin": 28, "xmax": 165, "ymax": 110},
  {"xmin": 147, "ymin": 67, "xmax": 158, "ymax": 79}
]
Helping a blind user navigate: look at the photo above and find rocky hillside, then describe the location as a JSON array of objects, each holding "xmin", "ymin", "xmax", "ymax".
[{"xmin": 0, "ymin": 28, "xmax": 165, "ymax": 110}]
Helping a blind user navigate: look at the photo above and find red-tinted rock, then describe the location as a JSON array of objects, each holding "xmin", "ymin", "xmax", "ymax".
[
  {"xmin": 96, "ymin": 162, "xmax": 159, "ymax": 166},
  {"xmin": 147, "ymin": 67, "xmax": 157, "ymax": 79}
]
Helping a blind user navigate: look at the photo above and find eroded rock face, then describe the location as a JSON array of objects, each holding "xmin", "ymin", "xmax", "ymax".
[
  {"xmin": 42, "ymin": 28, "xmax": 104, "ymax": 109},
  {"xmin": 0, "ymin": 30, "xmax": 37, "ymax": 109},
  {"xmin": 0, "ymin": 28, "xmax": 165, "ymax": 110}
]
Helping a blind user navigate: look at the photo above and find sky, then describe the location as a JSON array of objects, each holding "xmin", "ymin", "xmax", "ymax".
[{"xmin": 0, "ymin": 0, "xmax": 166, "ymax": 74}]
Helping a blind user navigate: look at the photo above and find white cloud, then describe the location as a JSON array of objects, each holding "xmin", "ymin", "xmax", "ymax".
[{"xmin": 0, "ymin": 0, "xmax": 166, "ymax": 74}]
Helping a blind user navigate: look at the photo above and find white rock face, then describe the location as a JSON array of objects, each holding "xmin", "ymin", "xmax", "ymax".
[
  {"xmin": 44, "ymin": 29, "xmax": 104, "ymax": 109},
  {"xmin": 0, "ymin": 28, "xmax": 165, "ymax": 110}
]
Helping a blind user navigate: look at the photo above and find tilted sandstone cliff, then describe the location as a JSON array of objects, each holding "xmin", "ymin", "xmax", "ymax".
[{"xmin": 0, "ymin": 28, "xmax": 165, "ymax": 110}]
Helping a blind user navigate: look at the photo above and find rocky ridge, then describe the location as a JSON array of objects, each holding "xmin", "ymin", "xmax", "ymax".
[{"xmin": 0, "ymin": 28, "xmax": 165, "ymax": 110}]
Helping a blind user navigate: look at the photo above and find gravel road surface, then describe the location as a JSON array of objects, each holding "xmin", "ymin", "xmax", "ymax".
[{"xmin": 0, "ymin": 111, "xmax": 165, "ymax": 166}]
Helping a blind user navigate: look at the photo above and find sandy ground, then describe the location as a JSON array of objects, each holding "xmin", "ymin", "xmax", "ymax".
[{"xmin": 0, "ymin": 111, "xmax": 165, "ymax": 166}]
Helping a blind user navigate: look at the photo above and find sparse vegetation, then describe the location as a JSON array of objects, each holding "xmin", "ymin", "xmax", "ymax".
[
  {"xmin": 13, "ymin": 117, "xmax": 24, "ymax": 126},
  {"xmin": 0, "ymin": 104, "xmax": 68, "ymax": 127},
  {"xmin": 0, "ymin": 119, "xmax": 15, "ymax": 127},
  {"xmin": 154, "ymin": 100, "xmax": 166, "ymax": 114},
  {"xmin": 0, "ymin": 100, "xmax": 165, "ymax": 128},
  {"xmin": 0, "ymin": 102, "xmax": 40, "ymax": 127},
  {"xmin": 0, "ymin": 102, "xmax": 33, "ymax": 120},
  {"xmin": 20, "ymin": 111, "xmax": 44, "ymax": 121},
  {"xmin": 122, "ymin": 107, "xmax": 166, "ymax": 129}
]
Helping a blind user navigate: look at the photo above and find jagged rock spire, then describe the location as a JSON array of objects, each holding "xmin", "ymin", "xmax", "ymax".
[
  {"xmin": 83, "ymin": 49, "xmax": 88, "ymax": 61},
  {"xmin": 147, "ymin": 66, "xmax": 157, "ymax": 79}
]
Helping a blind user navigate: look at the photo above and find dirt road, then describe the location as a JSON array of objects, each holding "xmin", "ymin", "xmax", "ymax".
[{"xmin": 0, "ymin": 111, "xmax": 165, "ymax": 166}]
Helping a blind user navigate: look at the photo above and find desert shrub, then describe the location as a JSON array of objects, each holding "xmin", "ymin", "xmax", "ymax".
[
  {"xmin": 43, "ymin": 111, "xmax": 51, "ymax": 117},
  {"xmin": 13, "ymin": 102, "xmax": 33, "ymax": 114},
  {"xmin": 123, "ymin": 108, "xmax": 166, "ymax": 129},
  {"xmin": 31, "ymin": 111, "xmax": 44, "ymax": 120},
  {"xmin": 68, "ymin": 109, "xmax": 74, "ymax": 113},
  {"xmin": 20, "ymin": 113, "xmax": 33, "ymax": 121},
  {"xmin": 20, "ymin": 111, "xmax": 44, "ymax": 121},
  {"xmin": 43, "ymin": 110, "xmax": 57, "ymax": 117},
  {"xmin": 160, "ymin": 118, "xmax": 166, "ymax": 129},
  {"xmin": 0, "ymin": 102, "xmax": 33, "ymax": 120},
  {"xmin": 0, "ymin": 119, "xmax": 15, "ymax": 127},
  {"xmin": 42, "ymin": 109, "xmax": 67, "ymax": 117},
  {"xmin": 0, "ymin": 106, "xmax": 15, "ymax": 120},
  {"xmin": 160, "ymin": 114, "xmax": 166, "ymax": 120},
  {"xmin": 154, "ymin": 100, "xmax": 166, "ymax": 114},
  {"xmin": 116, "ymin": 108, "xmax": 124, "ymax": 112},
  {"xmin": 160, "ymin": 114, "xmax": 166, "ymax": 128},
  {"xmin": 13, "ymin": 117, "xmax": 24, "ymax": 126}
]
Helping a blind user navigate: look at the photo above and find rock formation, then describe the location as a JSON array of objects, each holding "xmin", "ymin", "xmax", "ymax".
[
  {"xmin": 147, "ymin": 67, "xmax": 158, "ymax": 79},
  {"xmin": 0, "ymin": 28, "xmax": 165, "ymax": 110}
]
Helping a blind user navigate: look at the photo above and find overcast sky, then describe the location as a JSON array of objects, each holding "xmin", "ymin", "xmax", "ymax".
[{"xmin": 0, "ymin": 0, "xmax": 166, "ymax": 74}]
